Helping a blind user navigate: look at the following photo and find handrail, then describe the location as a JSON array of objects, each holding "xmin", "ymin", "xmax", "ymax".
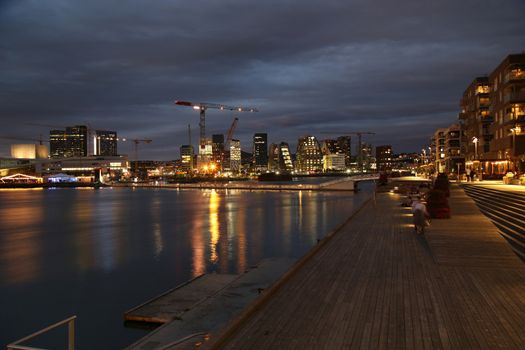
[{"xmin": 7, "ymin": 315, "xmax": 76, "ymax": 350}]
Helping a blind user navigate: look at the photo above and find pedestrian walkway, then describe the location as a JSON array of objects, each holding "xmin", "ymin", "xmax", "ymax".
[{"xmin": 208, "ymin": 185, "xmax": 525, "ymax": 350}]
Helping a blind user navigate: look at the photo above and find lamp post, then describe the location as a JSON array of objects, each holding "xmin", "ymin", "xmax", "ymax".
[
  {"xmin": 472, "ymin": 136, "xmax": 478, "ymax": 160},
  {"xmin": 472, "ymin": 136, "xmax": 479, "ymax": 180}
]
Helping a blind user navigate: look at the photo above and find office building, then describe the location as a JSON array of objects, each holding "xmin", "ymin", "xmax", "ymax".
[
  {"xmin": 94, "ymin": 130, "xmax": 118, "ymax": 156},
  {"xmin": 279, "ymin": 142, "xmax": 294, "ymax": 172},
  {"xmin": 296, "ymin": 135, "xmax": 322, "ymax": 173},
  {"xmin": 49, "ymin": 125, "xmax": 88, "ymax": 158},
  {"xmin": 253, "ymin": 133, "xmax": 268, "ymax": 172},
  {"xmin": 212, "ymin": 134, "xmax": 225, "ymax": 171},
  {"xmin": 376, "ymin": 145, "xmax": 393, "ymax": 172},
  {"xmin": 230, "ymin": 139, "xmax": 241, "ymax": 174},
  {"xmin": 180, "ymin": 145, "xmax": 194, "ymax": 173},
  {"xmin": 337, "ymin": 136, "xmax": 352, "ymax": 167}
]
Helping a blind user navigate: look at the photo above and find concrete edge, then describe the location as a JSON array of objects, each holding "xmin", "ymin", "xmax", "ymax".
[{"xmin": 202, "ymin": 195, "xmax": 373, "ymax": 350}]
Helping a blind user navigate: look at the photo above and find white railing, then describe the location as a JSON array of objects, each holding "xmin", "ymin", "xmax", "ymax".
[{"xmin": 7, "ymin": 316, "xmax": 76, "ymax": 350}]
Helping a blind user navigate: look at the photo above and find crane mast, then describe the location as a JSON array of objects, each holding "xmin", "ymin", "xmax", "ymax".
[{"xmin": 174, "ymin": 100, "xmax": 258, "ymax": 171}]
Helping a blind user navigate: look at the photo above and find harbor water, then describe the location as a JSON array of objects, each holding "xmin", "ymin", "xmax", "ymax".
[{"xmin": 0, "ymin": 183, "xmax": 372, "ymax": 349}]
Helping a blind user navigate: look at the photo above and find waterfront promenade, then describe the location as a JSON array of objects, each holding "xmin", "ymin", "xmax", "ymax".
[{"xmin": 207, "ymin": 184, "xmax": 525, "ymax": 349}]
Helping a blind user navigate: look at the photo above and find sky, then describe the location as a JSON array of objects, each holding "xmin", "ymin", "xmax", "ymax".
[{"xmin": 1, "ymin": 0, "xmax": 524, "ymax": 160}]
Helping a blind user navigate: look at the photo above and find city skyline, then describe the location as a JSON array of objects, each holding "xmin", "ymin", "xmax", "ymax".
[{"xmin": 1, "ymin": 0, "xmax": 525, "ymax": 160}]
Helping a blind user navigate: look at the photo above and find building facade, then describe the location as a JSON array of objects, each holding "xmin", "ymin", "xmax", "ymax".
[
  {"xmin": 180, "ymin": 145, "xmax": 194, "ymax": 173},
  {"xmin": 375, "ymin": 145, "xmax": 393, "ymax": 172},
  {"xmin": 296, "ymin": 135, "xmax": 322, "ymax": 173},
  {"xmin": 212, "ymin": 134, "xmax": 225, "ymax": 171},
  {"xmin": 230, "ymin": 139, "xmax": 241, "ymax": 174},
  {"xmin": 95, "ymin": 130, "xmax": 118, "ymax": 156},
  {"xmin": 49, "ymin": 125, "xmax": 88, "ymax": 158},
  {"xmin": 489, "ymin": 54, "xmax": 525, "ymax": 174},
  {"xmin": 252, "ymin": 133, "xmax": 268, "ymax": 172}
]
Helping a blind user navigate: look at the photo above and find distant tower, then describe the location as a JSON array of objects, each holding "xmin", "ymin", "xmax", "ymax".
[
  {"xmin": 180, "ymin": 145, "xmax": 194, "ymax": 173},
  {"xmin": 252, "ymin": 133, "xmax": 268, "ymax": 172},
  {"xmin": 278, "ymin": 142, "xmax": 294, "ymax": 172},
  {"xmin": 376, "ymin": 145, "xmax": 393, "ymax": 172},
  {"xmin": 212, "ymin": 134, "xmax": 225, "ymax": 170},
  {"xmin": 230, "ymin": 139, "xmax": 241, "ymax": 174},
  {"xmin": 94, "ymin": 130, "xmax": 118, "ymax": 156},
  {"xmin": 337, "ymin": 136, "xmax": 352, "ymax": 167},
  {"xmin": 296, "ymin": 135, "xmax": 323, "ymax": 173},
  {"xmin": 50, "ymin": 129, "xmax": 66, "ymax": 158}
]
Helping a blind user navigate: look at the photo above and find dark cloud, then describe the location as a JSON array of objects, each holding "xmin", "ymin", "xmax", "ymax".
[{"xmin": 1, "ymin": 0, "xmax": 524, "ymax": 159}]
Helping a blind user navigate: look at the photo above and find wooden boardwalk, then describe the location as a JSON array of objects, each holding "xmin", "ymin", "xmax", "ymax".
[{"xmin": 208, "ymin": 185, "xmax": 525, "ymax": 350}]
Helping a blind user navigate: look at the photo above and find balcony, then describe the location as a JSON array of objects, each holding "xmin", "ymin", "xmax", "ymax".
[
  {"xmin": 504, "ymin": 92, "xmax": 525, "ymax": 104},
  {"xmin": 504, "ymin": 68, "xmax": 525, "ymax": 83}
]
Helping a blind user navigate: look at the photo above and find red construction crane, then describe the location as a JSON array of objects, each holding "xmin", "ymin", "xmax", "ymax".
[
  {"xmin": 320, "ymin": 131, "xmax": 376, "ymax": 169},
  {"xmin": 174, "ymin": 100, "xmax": 258, "ymax": 150},
  {"xmin": 226, "ymin": 117, "xmax": 239, "ymax": 147}
]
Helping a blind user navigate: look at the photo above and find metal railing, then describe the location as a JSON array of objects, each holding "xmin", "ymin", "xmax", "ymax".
[{"xmin": 7, "ymin": 315, "xmax": 76, "ymax": 350}]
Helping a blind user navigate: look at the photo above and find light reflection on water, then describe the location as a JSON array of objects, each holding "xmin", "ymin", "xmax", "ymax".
[{"xmin": 0, "ymin": 185, "xmax": 371, "ymax": 349}]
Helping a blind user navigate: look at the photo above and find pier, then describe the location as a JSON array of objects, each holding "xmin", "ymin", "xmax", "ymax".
[{"xmin": 203, "ymin": 184, "xmax": 525, "ymax": 349}]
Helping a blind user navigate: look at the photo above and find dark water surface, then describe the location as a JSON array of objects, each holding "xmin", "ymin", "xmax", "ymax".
[{"xmin": 0, "ymin": 184, "xmax": 372, "ymax": 349}]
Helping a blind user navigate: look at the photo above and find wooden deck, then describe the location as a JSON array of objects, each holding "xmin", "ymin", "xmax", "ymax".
[{"xmin": 209, "ymin": 185, "xmax": 525, "ymax": 350}]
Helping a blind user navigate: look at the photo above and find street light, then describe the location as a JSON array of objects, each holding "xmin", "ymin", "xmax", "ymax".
[{"xmin": 472, "ymin": 137, "xmax": 479, "ymax": 160}]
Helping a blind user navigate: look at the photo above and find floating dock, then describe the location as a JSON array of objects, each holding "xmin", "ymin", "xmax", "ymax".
[{"xmin": 124, "ymin": 258, "xmax": 295, "ymax": 350}]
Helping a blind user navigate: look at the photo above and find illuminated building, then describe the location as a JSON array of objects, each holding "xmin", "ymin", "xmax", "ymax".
[
  {"xmin": 197, "ymin": 138, "xmax": 213, "ymax": 170},
  {"xmin": 212, "ymin": 134, "xmax": 225, "ymax": 171},
  {"xmin": 432, "ymin": 128, "xmax": 447, "ymax": 173},
  {"xmin": 268, "ymin": 143, "xmax": 279, "ymax": 171},
  {"xmin": 279, "ymin": 142, "xmax": 294, "ymax": 172},
  {"xmin": 49, "ymin": 125, "xmax": 88, "ymax": 158},
  {"xmin": 361, "ymin": 143, "xmax": 374, "ymax": 171},
  {"xmin": 296, "ymin": 135, "xmax": 322, "ymax": 173},
  {"xmin": 94, "ymin": 130, "xmax": 118, "ymax": 156},
  {"xmin": 36, "ymin": 156, "xmax": 129, "ymax": 181},
  {"xmin": 10, "ymin": 144, "xmax": 49, "ymax": 159},
  {"xmin": 323, "ymin": 154, "xmax": 345, "ymax": 171},
  {"xmin": 230, "ymin": 139, "xmax": 241, "ymax": 174},
  {"xmin": 337, "ymin": 136, "xmax": 352, "ymax": 167},
  {"xmin": 376, "ymin": 145, "xmax": 393, "ymax": 172},
  {"xmin": 489, "ymin": 53, "xmax": 525, "ymax": 174},
  {"xmin": 180, "ymin": 145, "xmax": 194, "ymax": 173},
  {"xmin": 252, "ymin": 133, "xmax": 268, "ymax": 172}
]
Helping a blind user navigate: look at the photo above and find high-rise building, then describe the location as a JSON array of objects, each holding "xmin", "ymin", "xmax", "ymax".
[
  {"xmin": 279, "ymin": 142, "xmax": 294, "ymax": 172},
  {"xmin": 50, "ymin": 129, "xmax": 66, "ymax": 158},
  {"xmin": 296, "ymin": 135, "xmax": 323, "ymax": 173},
  {"xmin": 230, "ymin": 139, "xmax": 241, "ymax": 174},
  {"xmin": 49, "ymin": 125, "xmax": 88, "ymax": 158},
  {"xmin": 337, "ymin": 136, "xmax": 352, "ymax": 167},
  {"xmin": 268, "ymin": 143, "xmax": 280, "ymax": 171},
  {"xmin": 94, "ymin": 130, "xmax": 118, "ymax": 156},
  {"xmin": 180, "ymin": 145, "xmax": 194, "ymax": 173},
  {"xmin": 376, "ymin": 145, "xmax": 393, "ymax": 172},
  {"xmin": 253, "ymin": 133, "xmax": 268, "ymax": 172},
  {"xmin": 361, "ymin": 143, "xmax": 374, "ymax": 171},
  {"xmin": 212, "ymin": 134, "xmax": 225, "ymax": 170},
  {"xmin": 197, "ymin": 138, "xmax": 213, "ymax": 170}
]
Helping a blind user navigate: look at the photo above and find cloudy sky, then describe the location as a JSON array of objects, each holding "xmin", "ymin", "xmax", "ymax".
[{"xmin": 1, "ymin": 0, "xmax": 524, "ymax": 160}]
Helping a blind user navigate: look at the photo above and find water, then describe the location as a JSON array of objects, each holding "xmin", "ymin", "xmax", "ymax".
[{"xmin": 0, "ymin": 184, "xmax": 372, "ymax": 349}]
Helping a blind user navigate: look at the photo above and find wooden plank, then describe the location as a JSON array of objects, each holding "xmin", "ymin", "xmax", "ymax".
[
  {"xmin": 207, "ymin": 187, "xmax": 525, "ymax": 350},
  {"xmin": 124, "ymin": 273, "xmax": 238, "ymax": 324}
]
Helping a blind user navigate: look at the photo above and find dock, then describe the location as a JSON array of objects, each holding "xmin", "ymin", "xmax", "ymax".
[
  {"xmin": 124, "ymin": 258, "xmax": 295, "ymax": 349},
  {"xmin": 205, "ymin": 185, "xmax": 525, "ymax": 349}
]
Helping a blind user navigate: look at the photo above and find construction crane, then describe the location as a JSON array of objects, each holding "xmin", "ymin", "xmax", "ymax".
[
  {"xmin": 320, "ymin": 131, "xmax": 376, "ymax": 170},
  {"xmin": 174, "ymin": 100, "xmax": 258, "ymax": 153},
  {"xmin": 226, "ymin": 117, "xmax": 239, "ymax": 148},
  {"xmin": 129, "ymin": 139, "xmax": 152, "ymax": 161}
]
